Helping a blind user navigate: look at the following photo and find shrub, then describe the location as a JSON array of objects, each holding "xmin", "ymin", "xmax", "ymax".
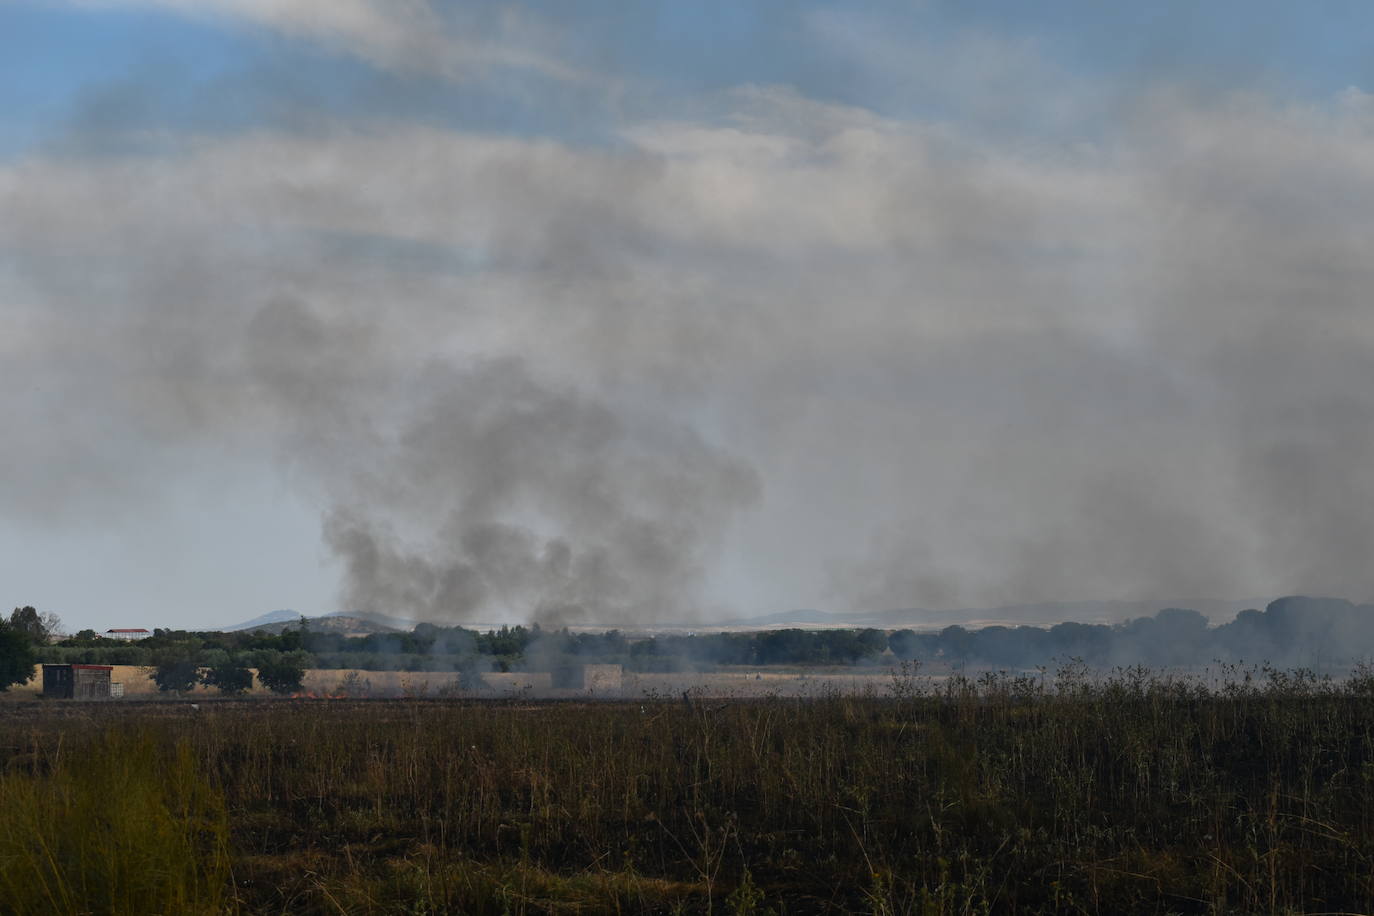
[
  {"xmin": 337, "ymin": 670, "xmax": 372, "ymax": 697},
  {"xmin": 256, "ymin": 656, "xmax": 305, "ymax": 694},
  {"xmin": 200, "ymin": 664, "xmax": 254, "ymax": 696},
  {"xmin": 150, "ymin": 656, "xmax": 200, "ymax": 693},
  {"xmin": 0, "ymin": 621, "xmax": 36, "ymax": 691}
]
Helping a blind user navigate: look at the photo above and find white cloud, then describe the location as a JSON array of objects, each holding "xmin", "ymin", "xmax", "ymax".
[
  {"xmin": 6, "ymin": 86, "xmax": 1374, "ymax": 618},
  {"xmin": 62, "ymin": 0, "xmax": 601, "ymax": 85}
]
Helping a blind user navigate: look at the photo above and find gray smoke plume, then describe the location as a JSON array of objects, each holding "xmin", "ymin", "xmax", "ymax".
[
  {"xmin": 6, "ymin": 8, "xmax": 1374, "ymax": 628},
  {"xmin": 245, "ymin": 298, "xmax": 757, "ymax": 624},
  {"xmin": 315, "ymin": 358, "xmax": 759, "ymax": 625}
]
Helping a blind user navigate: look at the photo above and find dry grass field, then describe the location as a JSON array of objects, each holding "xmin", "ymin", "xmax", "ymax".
[{"xmin": 4, "ymin": 668, "xmax": 1374, "ymax": 912}]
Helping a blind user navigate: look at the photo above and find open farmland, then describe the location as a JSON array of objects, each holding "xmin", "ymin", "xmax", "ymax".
[{"xmin": 5, "ymin": 669, "xmax": 1374, "ymax": 913}]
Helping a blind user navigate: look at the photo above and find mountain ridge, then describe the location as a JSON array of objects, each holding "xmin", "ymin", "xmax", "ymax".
[{"xmin": 218, "ymin": 610, "xmax": 414, "ymax": 635}]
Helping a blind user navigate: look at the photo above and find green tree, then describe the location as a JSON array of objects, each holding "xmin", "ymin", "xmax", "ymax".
[
  {"xmin": 201, "ymin": 664, "xmax": 254, "ymax": 696},
  {"xmin": 278, "ymin": 623, "xmax": 305, "ymax": 653},
  {"xmin": 857, "ymin": 628, "xmax": 889, "ymax": 656},
  {"xmin": 0, "ymin": 621, "xmax": 37, "ymax": 691},
  {"xmin": 151, "ymin": 655, "xmax": 200, "ymax": 693},
  {"xmin": 9, "ymin": 606, "xmax": 44, "ymax": 643},
  {"xmin": 888, "ymin": 629, "xmax": 921, "ymax": 660},
  {"xmin": 256, "ymin": 656, "xmax": 305, "ymax": 694},
  {"xmin": 9, "ymin": 607, "xmax": 63, "ymax": 645}
]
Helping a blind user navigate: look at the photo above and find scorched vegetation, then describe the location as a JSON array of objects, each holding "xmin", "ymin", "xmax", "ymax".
[{"xmin": 4, "ymin": 665, "xmax": 1374, "ymax": 913}]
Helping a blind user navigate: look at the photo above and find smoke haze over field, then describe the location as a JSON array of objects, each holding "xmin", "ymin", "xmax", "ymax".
[{"xmin": 4, "ymin": 2, "xmax": 1374, "ymax": 629}]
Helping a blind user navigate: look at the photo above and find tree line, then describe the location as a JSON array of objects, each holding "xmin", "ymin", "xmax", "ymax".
[
  {"xmin": 6, "ymin": 596, "xmax": 1374, "ymax": 693},
  {"xmin": 888, "ymin": 597, "xmax": 1374, "ymax": 670},
  {"xmin": 41, "ymin": 623, "xmax": 894, "ymax": 673}
]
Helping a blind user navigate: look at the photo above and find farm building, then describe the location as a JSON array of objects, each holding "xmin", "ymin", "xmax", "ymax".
[
  {"xmin": 551, "ymin": 664, "xmax": 622, "ymax": 694},
  {"xmin": 42, "ymin": 664, "xmax": 114, "ymax": 699},
  {"xmin": 104, "ymin": 628, "xmax": 151, "ymax": 640}
]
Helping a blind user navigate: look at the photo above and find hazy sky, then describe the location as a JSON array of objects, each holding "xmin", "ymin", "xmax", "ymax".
[{"xmin": 4, "ymin": 1, "xmax": 1374, "ymax": 631}]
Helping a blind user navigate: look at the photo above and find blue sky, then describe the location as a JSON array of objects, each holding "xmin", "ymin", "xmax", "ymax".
[
  {"xmin": 5, "ymin": 1, "xmax": 1372, "ymax": 159},
  {"xmin": 4, "ymin": 1, "xmax": 1374, "ymax": 631}
]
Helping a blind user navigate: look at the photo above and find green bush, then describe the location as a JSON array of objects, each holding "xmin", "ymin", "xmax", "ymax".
[
  {"xmin": 0, "ymin": 620, "xmax": 36, "ymax": 691},
  {"xmin": 201, "ymin": 663, "xmax": 254, "ymax": 695},
  {"xmin": 151, "ymin": 656, "xmax": 200, "ymax": 693},
  {"xmin": 256, "ymin": 655, "xmax": 305, "ymax": 694}
]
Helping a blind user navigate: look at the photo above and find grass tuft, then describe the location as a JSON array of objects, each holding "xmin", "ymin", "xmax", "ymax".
[{"xmin": 0, "ymin": 728, "xmax": 231, "ymax": 915}]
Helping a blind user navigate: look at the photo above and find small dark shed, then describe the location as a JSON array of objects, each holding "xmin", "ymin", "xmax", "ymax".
[{"xmin": 42, "ymin": 664, "xmax": 114, "ymax": 699}]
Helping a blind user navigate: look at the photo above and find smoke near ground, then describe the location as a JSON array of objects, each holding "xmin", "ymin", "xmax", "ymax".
[
  {"xmin": 4, "ymin": 5, "xmax": 1374, "ymax": 626},
  {"xmin": 307, "ymin": 355, "xmax": 759, "ymax": 625}
]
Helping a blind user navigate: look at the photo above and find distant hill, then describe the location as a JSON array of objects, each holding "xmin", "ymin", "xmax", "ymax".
[
  {"xmin": 218, "ymin": 610, "xmax": 412, "ymax": 636},
  {"xmin": 725, "ymin": 609, "xmax": 845, "ymax": 627},
  {"xmin": 219, "ymin": 609, "xmax": 304, "ymax": 632},
  {"xmin": 217, "ymin": 599, "xmax": 1271, "ymax": 637},
  {"xmin": 724, "ymin": 599, "xmax": 1268, "ymax": 631}
]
